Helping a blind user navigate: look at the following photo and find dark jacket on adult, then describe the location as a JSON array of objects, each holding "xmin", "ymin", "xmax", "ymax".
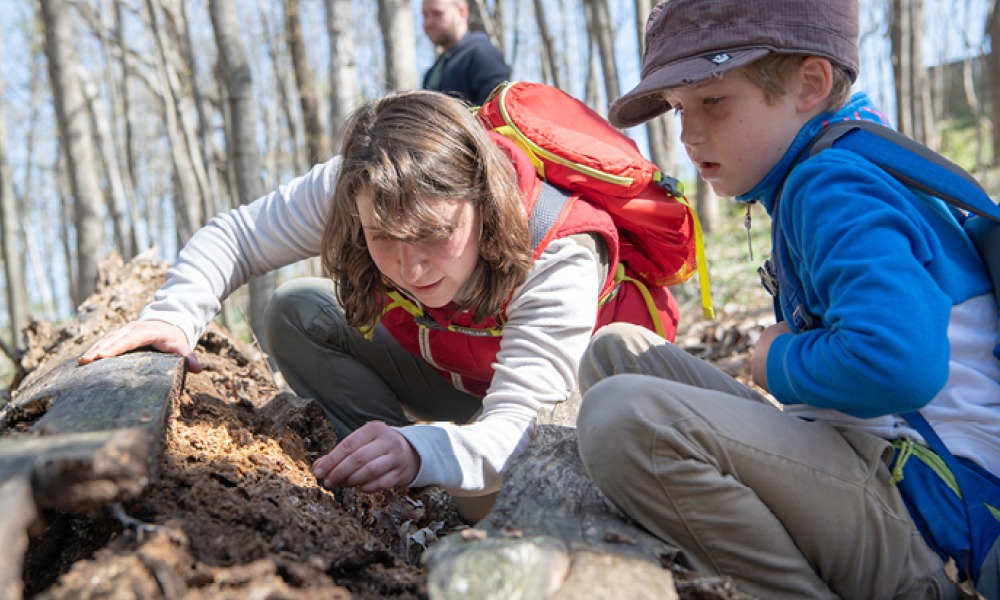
[{"xmin": 422, "ymin": 31, "xmax": 510, "ymax": 105}]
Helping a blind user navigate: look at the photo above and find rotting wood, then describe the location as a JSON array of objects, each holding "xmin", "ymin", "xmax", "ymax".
[
  {"xmin": 0, "ymin": 477, "xmax": 36, "ymax": 600},
  {"xmin": 425, "ymin": 423, "xmax": 681, "ymax": 600},
  {"xmin": 3, "ymin": 352, "xmax": 184, "ymax": 435},
  {"xmin": 0, "ymin": 350, "xmax": 184, "ymax": 600}
]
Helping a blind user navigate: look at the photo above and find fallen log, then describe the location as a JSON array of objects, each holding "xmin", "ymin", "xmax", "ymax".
[
  {"xmin": 4, "ymin": 251, "xmax": 757, "ymax": 599},
  {"xmin": 426, "ymin": 396, "xmax": 755, "ymax": 600},
  {"xmin": 426, "ymin": 421, "xmax": 680, "ymax": 599},
  {"xmin": 0, "ymin": 251, "xmax": 183, "ymax": 600}
]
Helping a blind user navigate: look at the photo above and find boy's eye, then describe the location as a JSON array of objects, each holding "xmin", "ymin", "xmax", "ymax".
[{"xmin": 703, "ymin": 97, "xmax": 722, "ymax": 106}]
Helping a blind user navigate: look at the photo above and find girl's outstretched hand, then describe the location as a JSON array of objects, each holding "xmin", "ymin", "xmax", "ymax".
[
  {"xmin": 313, "ymin": 421, "xmax": 420, "ymax": 493},
  {"xmin": 77, "ymin": 319, "xmax": 203, "ymax": 373}
]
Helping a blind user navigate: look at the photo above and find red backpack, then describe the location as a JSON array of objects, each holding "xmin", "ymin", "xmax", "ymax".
[{"xmin": 476, "ymin": 81, "xmax": 713, "ymax": 319}]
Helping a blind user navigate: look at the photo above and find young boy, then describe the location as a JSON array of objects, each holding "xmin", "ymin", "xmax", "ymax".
[{"xmin": 576, "ymin": 1, "xmax": 1000, "ymax": 599}]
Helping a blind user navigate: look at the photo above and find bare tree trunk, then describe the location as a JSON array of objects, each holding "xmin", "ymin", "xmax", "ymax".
[
  {"xmin": 56, "ymin": 155, "xmax": 77, "ymax": 306},
  {"xmin": 493, "ymin": 0, "xmax": 507, "ymax": 58},
  {"xmin": 258, "ymin": 0, "xmax": 306, "ymax": 178},
  {"xmin": 532, "ymin": 0, "xmax": 563, "ymax": 90},
  {"xmin": 208, "ymin": 0, "xmax": 275, "ymax": 360},
  {"xmin": 0, "ymin": 25, "xmax": 28, "ymax": 352},
  {"xmin": 167, "ymin": 0, "xmax": 229, "ymax": 219},
  {"xmin": 886, "ymin": 1, "xmax": 934, "ymax": 146},
  {"xmin": 20, "ymin": 51, "xmax": 57, "ymax": 321},
  {"xmin": 326, "ymin": 0, "xmax": 359, "ymax": 151},
  {"xmin": 889, "ymin": 0, "xmax": 913, "ymax": 136},
  {"xmin": 963, "ymin": 57, "xmax": 988, "ymax": 175},
  {"xmin": 633, "ymin": 0, "xmax": 675, "ymax": 175},
  {"xmin": 911, "ymin": 1, "xmax": 936, "ymax": 147},
  {"xmin": 582, "ymin": 1, "xmax": 601, "ymax": 109},
  {"xmin": 80, "ymin": 68, "xmax": 135, "ymax": 260},
  {"xmin": 285, "ymin": 0, "xmax": 331, "ymax": 164},
  {"xmin": 100, "ymin": 3, "xmax": 141, "ymax": 258},
  {"xmin": 377, "ymin": 0, "xmax": 419, "ymax": 91},
  {"xmin": 988, "ymin": 0, "xmax": 1000, "ymax": 165},
  {"xmin": 695, "ymin": 175, "xmax": 720, "ymax": 234},
  {"xmin": 115, "ymin": 1, "xmax": 139, "ymax": 201},
  {"xmin": 468, "ymin": 0, "xmax": 501, "ymax": 52},
  {"xmin": 40, "ymin": 0, "xmax": 106, "ymax": 306},
  {"xmin": 589, "ymin": 0, "xmax": 621, "ymax": 108},
  {"xmin": 144, "ymin": 0, "xmax": 205, "ymax": 244}
]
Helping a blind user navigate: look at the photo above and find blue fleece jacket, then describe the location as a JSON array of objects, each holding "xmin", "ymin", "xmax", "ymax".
[{"xmin": 738, "ymin": 93, "xmax": 1000, "ymax": 470}]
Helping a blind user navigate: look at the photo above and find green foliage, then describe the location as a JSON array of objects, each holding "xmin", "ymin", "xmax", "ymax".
[{"xmin": 936, "ymin": 117, "xmax": 1000, "ymax": 198}]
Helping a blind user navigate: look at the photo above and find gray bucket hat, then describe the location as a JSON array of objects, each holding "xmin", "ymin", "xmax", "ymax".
[{"xmin": 609, "ymin": 0, "xmax": 860, "ymax": 128}]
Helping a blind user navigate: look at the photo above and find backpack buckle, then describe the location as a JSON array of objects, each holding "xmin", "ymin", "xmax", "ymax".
[
  {"xmin": 654, "ymin": 172, "xmax": 685, "ymax": 197},
  {"xmin": 758, "ymin": 259, "xmax": 779, "ymax": 297}
]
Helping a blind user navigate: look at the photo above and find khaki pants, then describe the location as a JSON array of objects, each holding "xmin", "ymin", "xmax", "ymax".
[{"xmin": 576, "ymin": 322, "xmax": 958, "ymax": 600}]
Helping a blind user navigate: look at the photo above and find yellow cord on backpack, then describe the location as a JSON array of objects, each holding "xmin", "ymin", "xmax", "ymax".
[
  {"xmin": 610, "ymin": 263, "xmax": 667, "ymax": 339},
  {"xmin": 675, "ymin": 194, "xmax": 715, "ymax": 320}
]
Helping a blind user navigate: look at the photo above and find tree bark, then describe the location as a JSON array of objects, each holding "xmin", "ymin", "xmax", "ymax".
[
  {"xmin": 19, "ymin": 52, "xmax": 57, "ymax": 322},
  {"xmin": 377, "ymin": 0, "xmax": 419, "ymax": 91},
  {"xmin": 208, "ymin": 0, "xmax": 276, "ymax": 361},
  {"xmin": 532, "ymin": 0, "xmax": 564, "ymax": 90},
  {"xmin": 0, "ymin": 24, "xmax": 28, "ymax": 353},
  {"xmin": 695, "ymin": 174, "xmax": 720, "ymax": 235},
  {"xmin": 589, "ymin": 0, "xmax": 621, "ymax": 107},
  {"xmin": 425, "ymin": 424, "xmax": 681, "ymax": 599},
  {"xmin": 634, "ymin": 0, "xmax": 676, "ymax": 178},
  {"xmin": 39, "ymin": 0, "xmax": 106, "ymax": 307},
  {"xmin": 144, "ymin": 0, "xmax": 205, "ymax": 244},
  {"xmin": 325, "ymin": 0, "xmax": 359, "ymax": 151},
  {"xmin": 322, "ymin": 0, "xmax": 357, "ymax": 280},
  {"xmin": 285, "ymin": 0, "xmax": 331, "ymax": 164},
  {"xmin": 987, "ymin": 0, "xmax": 1000, "ymax": 165},
  {"xmin": 889, "ymin": 0, "xmax": 911, "ymax": 136},
  {"xmin": 79, "ymin": 67, "xmax": 135, "ymax": 260}
]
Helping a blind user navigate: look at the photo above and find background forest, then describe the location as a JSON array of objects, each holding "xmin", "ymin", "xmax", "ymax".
[{"xmin": 1, "ymin": 0, "xmax": 999, "ymax": 385}]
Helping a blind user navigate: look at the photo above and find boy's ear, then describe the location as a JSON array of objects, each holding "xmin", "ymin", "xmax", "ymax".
[{"xmin": 797, "ymin": 57, "xmax": 834, "ymax": 111}]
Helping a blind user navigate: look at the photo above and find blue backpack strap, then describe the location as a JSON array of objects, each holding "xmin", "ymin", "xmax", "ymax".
[
  {"xmin": 902, "ymin": 410, "xmax": 1000, "ymax": 586},
  {"xmin": 766, "ymin": 120, "xmax": 1000, "ymax": 330},
  {"xmin": 812, "ymin": 121, "xmax": 1000, "ymax": 357},
  {"xmin": 810, "ymin": 120, "xmax": 1000, "ymax": 222}
]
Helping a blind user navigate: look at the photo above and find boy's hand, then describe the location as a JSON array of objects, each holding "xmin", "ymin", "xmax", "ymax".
[
  {"xmin": 751, "ymin": 321, "xmax": 792, "ymax": 392},
  {"xmin": 77, "ymin": 320, "xmax": 203, "ymax": 373},
  {"xmin": 313, "ymin": 421, "xmax": 420, "ymax": 493}
]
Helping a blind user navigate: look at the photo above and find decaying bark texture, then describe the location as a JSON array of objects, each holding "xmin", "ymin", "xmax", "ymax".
[
  {"xmin": 426, "ymin": 398, "xmax": 756, "ymax": 600},
  {"xmin": 0, "ymin": 251, "xmax": 179, "ymax": 600}
]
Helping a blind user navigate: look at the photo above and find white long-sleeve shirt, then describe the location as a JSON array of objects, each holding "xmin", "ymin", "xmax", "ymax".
[{"xmin": 140, "ymin": 157, "xmax": 601, "ymax": 494}]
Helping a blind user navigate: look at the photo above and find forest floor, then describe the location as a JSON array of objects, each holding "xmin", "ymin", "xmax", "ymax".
[{"xmin": 7, "ymin": 248, "xmax": 774, "ymax": 600}]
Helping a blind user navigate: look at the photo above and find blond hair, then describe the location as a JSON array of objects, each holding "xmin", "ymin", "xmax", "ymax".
[
  {"xmin": 321, "ymin": 90, "xmax": 533, "ymax": 327},
  {"xmin": 742, "ymin": 53, "xmax": 853, "ymax": 111}
]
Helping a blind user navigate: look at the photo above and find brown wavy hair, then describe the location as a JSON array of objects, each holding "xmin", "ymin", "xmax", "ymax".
[{"xmin": 320, "ymin": 90, "xmax": 533, "ymax": 328}]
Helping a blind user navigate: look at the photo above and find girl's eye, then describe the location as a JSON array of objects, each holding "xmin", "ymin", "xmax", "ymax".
[{"xmin": 704, "ymin": 97, "xmax": 722, "ymax": 106}]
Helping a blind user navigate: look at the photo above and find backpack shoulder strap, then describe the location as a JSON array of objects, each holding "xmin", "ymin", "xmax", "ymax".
[
  {"xmin": 528, "ymin": 182, "xmax": 573, "ymax": 251},
  {"xmin": 806, "ymin": 120, "xmax": 1000, "ymax": 222}
]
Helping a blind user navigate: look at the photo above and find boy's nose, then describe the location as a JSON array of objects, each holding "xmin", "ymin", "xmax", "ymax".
[{"xmin": 678, "ymin": 114, "xmax": 705, "ymax": 146}]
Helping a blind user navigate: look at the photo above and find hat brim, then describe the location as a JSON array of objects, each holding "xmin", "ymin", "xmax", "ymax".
[{"xmin": 608, "ymin": 48, "xmax": 770, "ymax": 128}]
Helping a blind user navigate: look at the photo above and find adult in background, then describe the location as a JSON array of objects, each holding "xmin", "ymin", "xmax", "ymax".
[{"xmin": 421, "ymin": 0, "xmax": 510, "ymax": 105}]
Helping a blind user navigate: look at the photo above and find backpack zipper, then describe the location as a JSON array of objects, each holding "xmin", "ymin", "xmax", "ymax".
[{"xmin": 496, "ymin": 85, "xmax": 637, "ymax": 189}]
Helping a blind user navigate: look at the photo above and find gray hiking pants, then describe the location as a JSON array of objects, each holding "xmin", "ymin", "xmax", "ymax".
[
  {"xmin": 576, "ymin": 322, "xmax": 959, "ymax": 600},
  {"xmin": 262, "ymin": 277, "xmax": 483, "ymax": 439}
]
